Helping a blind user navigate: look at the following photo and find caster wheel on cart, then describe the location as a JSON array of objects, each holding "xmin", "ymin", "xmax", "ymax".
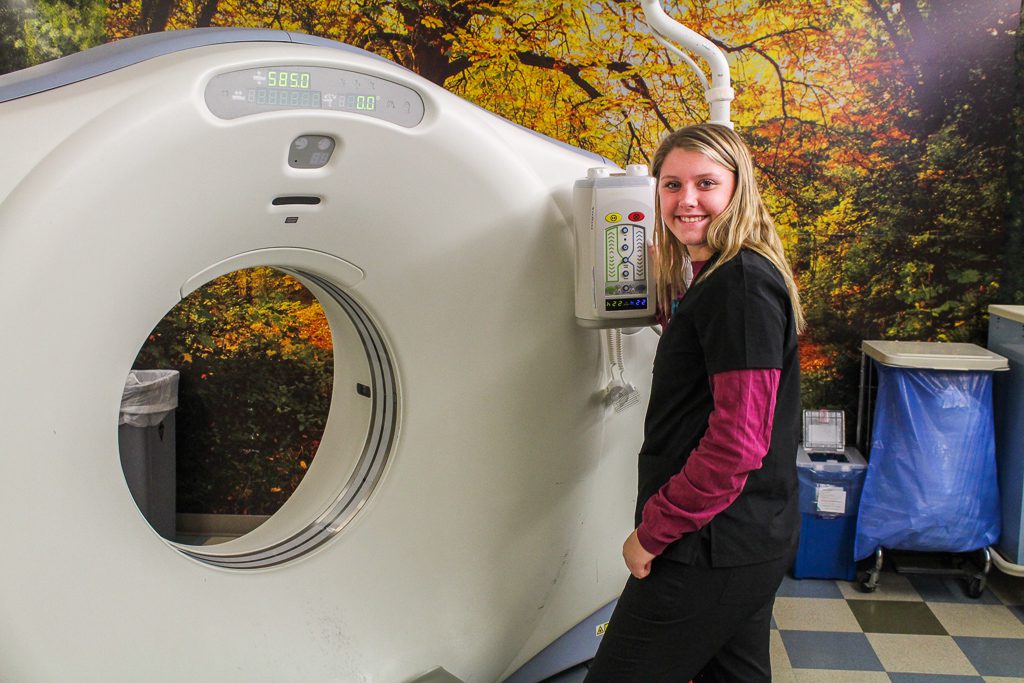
[
  {"xmin": 859, "ymin": 572, "xmax": 879, "ymax": 593},
  {"xmin": 965, "ymin": 547, "xmax": 992, "ymax": 599},
  {"xmin": 858, "ymin": 547, "xmax": 883, "ymax": 592}
]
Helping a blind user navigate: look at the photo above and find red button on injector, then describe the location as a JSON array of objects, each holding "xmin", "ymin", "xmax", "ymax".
[{"xmin": 628, "ymin": 211, "xmax": 645, "ymax": 222}]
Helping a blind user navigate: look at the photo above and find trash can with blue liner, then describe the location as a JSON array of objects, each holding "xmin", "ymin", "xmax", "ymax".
[
  {"xmin": 794, "ymin": 445, "xmax": 867, "ymax": 580},
  {"xmin": 988, "ymin": 305, "xmax": 1024, "ymax": 569},
  {"xmin": 118, "ymin": 369, "xmax": 179, "ymax": 539},
  {"xmin": 856, "ymin": 341, "xmax": 1006, "ymax": 596}
]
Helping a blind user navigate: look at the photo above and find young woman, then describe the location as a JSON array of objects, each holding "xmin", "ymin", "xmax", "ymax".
[{"xmin": 584, "ymin": 124, "xmax": 805, "ymax": 682}]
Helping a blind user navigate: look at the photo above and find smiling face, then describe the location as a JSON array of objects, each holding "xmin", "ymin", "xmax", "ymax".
[{"xmin": 657, "ymin": 147, "xmax": 736, "ymax": 261}]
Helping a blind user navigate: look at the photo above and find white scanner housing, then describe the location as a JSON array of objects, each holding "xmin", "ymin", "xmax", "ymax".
[{"xmin": 0, "ymin": 28, "xmax": 657, "ymax": 683}]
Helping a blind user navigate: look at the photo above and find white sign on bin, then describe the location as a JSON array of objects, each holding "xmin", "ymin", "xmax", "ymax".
[{"xmin": 816, "ymin": 484, "xmax": 848, "ymax": 515}]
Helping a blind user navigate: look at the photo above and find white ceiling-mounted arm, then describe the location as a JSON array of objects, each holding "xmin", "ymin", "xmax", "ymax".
[{"xmin": 640, "ymin": 0, "xmax": 734, "ymax": 128}]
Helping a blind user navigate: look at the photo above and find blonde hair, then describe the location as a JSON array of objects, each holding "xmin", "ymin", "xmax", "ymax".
[{"xmin": 651, "ymin": 124, "xmax": 805, "ymax": 333}]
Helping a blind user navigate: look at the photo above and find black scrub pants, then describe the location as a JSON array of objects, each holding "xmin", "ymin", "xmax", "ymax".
[{"xmin": 583, "ymin": 541, "xmax": 793, "ymax": 682}]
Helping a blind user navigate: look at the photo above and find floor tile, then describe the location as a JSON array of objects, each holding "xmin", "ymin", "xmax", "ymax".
[
  {"xmin": 770, "ymin": 629, "xmax": 793, "ymax": 673},
  {"xmin": 1010, "ymin": 605, "xmax": 1024, "ymax": 626},
  {"xmin": 773, "ymin": 597, "xmax": 861, "ymax": 632},
  {"xmin": 929, "ymin": 603, "xmax": 1024, "ymax": 638},
  {"xmin": 792, "ymin": 670, "xmax": 891, "ymax": 682},
  {"xmin": 887, "ymin": 675, "xmax": 984, "ymax": 682},
  {"xmin": 544, "ymin": 666, "xmax": 587, "ymax": 683},
  {"xmin": 866, "ymin": 633, "xmax": 978, "ymax": 675},
  {"xmin": 779, "ymin": 574, "xmax": 846, "ymax": 599},
  {"xmin": 778, "ymin": 631, "xmax": 883, "ymax": 671},
  {"xmin": 840, "ymin": 570, "xmax": 923, "ymax": 601},
  {"xmin": 892, "ymin": 675, "xmax": 987, "ymax": 679},
  {"xmin": 955, "ymin": 637, "xmax": 1024, "ymax": 677},
  {"xmin": 982, "ymin": 677, "xmax": 1024, "ymax": 682},
  {"xmin": 848, "ymin": 600, "xmax": 947, "ymax": 635},
  {"xmin": 908, "ymin": 574, "xmax": 1002, "ymax": 604},
  {"xmin": 988, "ymin": 571, "xmax": 1024, "ymax": 606}
]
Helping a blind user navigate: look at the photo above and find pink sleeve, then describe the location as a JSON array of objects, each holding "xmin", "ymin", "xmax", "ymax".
[{"xmin": 635, "ymin": 367, "xmax": 780, "ymax": 556}]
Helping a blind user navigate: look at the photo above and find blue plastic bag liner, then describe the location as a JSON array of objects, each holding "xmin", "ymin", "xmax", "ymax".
[{"xmin": 854, "ymin": 364, "xmax": 1001, "ymax": 560}]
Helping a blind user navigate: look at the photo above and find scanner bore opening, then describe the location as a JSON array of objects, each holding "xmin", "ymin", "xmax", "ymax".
[{"xmin": 119, "ymin": 266, "xmax": 397, "ymax": 569}]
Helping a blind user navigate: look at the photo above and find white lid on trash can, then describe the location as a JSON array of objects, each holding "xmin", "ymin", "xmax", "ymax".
[
  {"xmin": 989, "ymin": 304, "xmax": 1024, "ymax": 325},
  {"xmin": 861, "ymin": 340, "xmax": 1008, "ymax": 371},
  {"xmin": 797, "ymin": 445, "xmax": 866, "ymax": 472},
  {"xmin": 119, "ymin": 369, "xmax": 180, "ymax": 427}
]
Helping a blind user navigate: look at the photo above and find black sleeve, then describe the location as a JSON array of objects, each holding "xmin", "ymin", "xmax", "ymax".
[{"xmin": 695, "ymin": 254, "xmax": 788, "ymax": 375}]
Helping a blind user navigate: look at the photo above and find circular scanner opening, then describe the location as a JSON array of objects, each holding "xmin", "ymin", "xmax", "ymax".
[{"xmin": 119, "ymin": 266, "xmax": 396, "ymax": 569}]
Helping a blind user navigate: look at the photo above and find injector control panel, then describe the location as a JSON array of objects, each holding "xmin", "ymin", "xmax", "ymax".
[{"xmin": 573, "ymin": 165, "xmax": 657, "ymax": 328}]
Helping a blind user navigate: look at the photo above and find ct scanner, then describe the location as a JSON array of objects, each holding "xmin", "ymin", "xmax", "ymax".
[{"xmin": 0, "ymin": 6, "xmax": 731, "ymax": 682}]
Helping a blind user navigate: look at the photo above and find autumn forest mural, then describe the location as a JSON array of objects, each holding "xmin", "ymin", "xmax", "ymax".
[{"xmin": 2, "ymin": 0, "xmax": 1021, "ymax": 516}]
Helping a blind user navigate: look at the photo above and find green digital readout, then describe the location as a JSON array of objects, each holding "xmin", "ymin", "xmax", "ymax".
[
  {"xmin": 346, "ymin": 94, "xmax": 376, "ymax": 111},
  {"xmin": 267, "ymin": 70, "xmax": 310, "ymax": 89},
  {"xmin": 206, "ymin": 66, "xmax": 425, "ymax": 125},
  {"xmin": 249, "ymin": 89, "xmax": 322, "ymax": 107}
]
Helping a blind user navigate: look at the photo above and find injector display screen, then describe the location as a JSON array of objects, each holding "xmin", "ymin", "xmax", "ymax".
[{"xmin": 605, "ymin": 298, "xmax": 649, "ymax": 312}]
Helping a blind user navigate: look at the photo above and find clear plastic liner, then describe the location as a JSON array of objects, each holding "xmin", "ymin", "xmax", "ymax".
[
  {"xmin": 119, "ymin": 369, "xmax": 179, "ymax": 427},
  {"xmin": 798, "ymin": 465, "xmax": 865, "ymax": 519},
  {"xmin": 854, "ymin": 364, "xmax": 1001, "ymax": 560}
]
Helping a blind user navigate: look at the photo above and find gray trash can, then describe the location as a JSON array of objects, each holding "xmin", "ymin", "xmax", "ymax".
[{"xmin": 118, "ymin": 369, "xmax": 179, "ymax": 539}]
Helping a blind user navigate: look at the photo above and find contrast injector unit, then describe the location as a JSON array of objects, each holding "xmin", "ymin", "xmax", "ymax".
[{"xmin": 573, "ymin": 164, "xmax": 657, "ymax": 328}]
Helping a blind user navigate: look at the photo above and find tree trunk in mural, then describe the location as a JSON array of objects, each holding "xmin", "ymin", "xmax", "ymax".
[
  {"xmin": 866, "ymin": 0, "xmax": 1017, "ymax": 141},
  {"xmin": 138, "ymin": 0, "xmax": 173, "ymax": 33},
  {"xmin": 197, "ymin": 0, "xmax": 219, "ymax": 28}
]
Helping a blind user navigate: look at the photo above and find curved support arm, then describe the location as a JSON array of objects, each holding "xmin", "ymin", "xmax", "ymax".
[
  {"xmin": 650, "ymin": 31, "xmax": 710, "ymax": 92},
  {"xmin": 640, "ymin": 0, "xmax": 734, "ymax": 127}
]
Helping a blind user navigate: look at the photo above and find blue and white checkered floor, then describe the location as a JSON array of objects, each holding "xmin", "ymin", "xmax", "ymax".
[
  {"xmin": 548, "ymin": 566, "xmax": 1024, "ymax": 682},
  {"xmin": 770, "ymin": 567, "xmax": 1024, "ymax": 682}
]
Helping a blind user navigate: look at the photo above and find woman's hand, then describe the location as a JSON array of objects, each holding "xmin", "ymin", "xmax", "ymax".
[{"xmin": 623, "ymin": 529, "xmax": 656, "ymax": 579}]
